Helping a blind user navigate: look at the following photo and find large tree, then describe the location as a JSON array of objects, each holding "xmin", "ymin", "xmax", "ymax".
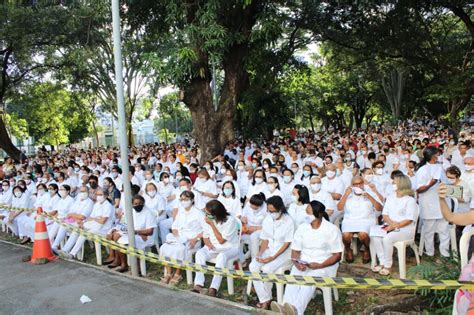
[
  {"xmin": 0, "ymin": 1, "xmax": 103, "ymax": 159},
  {"xmin": 127, "ymin": 0, "xmax": 310, "ymax": 161}
]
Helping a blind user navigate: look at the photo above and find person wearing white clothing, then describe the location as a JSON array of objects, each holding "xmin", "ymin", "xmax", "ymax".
[
  {"xmin": 241, "ymin": 193, "xmax": 267, "ymax": 259},
  {"xmin": 143, "ymin": 182, "xmax": 166, "ymax": 223},
  {"xmin": 287, "ymin": 185, "xmax": 311, "ymax": 227},
  {"xmin": 321, "ymin": 164, "xmax": 344, "ymax": 201},
  {"xmin": 271, "ymin": 200, "xmax": 342, "ymax": 315},
  {"xmin": 193, "ymin": 200, "xmax": 240, "ymax": 297},
  {"xmin": 280, "ymin": 169, "xmax": 296, "ymax": 207},
  {"xmin": 17, "ymin": 184, "xmax": 48, "ymax": 244},
  {"xmin": 51, "ymin": 186, "xmax": 94, "ymax": 252},
  {"xmin": 60, "ymin": 188, "xmax": 114, "ymax": 259},
  {"xmin": 160, "ymin": 190, "xmax": 203, "ymax": 285},
  {"xmin": 460, "ymin": 157, "xmax": 474, "ymax": 196},
  {"xmin": 193, "ymin": 169, "xmax": 218, "ymax": 210},
  {"xmin": 309, "ymin": 176, "xmax": 337, "ymax": 222},
  {"xmin": 110, "ymin": 195, "xmax": 156, "ymax": 273},
  {"xmin": 249, "ymin": 196, "xmax": 294, "ymax": 309},
  {"xmin": 6, "ymin": 186, "xmax": 30, "ymax": 236},
  {"xmin": 337, "ymin": 176, "xmax": 383, "ymax": 263},
  {"xmin": 47, "ymin": 185, "xmax": 75, "ymax": 244},
  {"xmin": 445, "ymin": 166, "xmax": 471, "ymax": 213},
  {"xmin": 451, "ymin": 142, "xmax": 472, "ymax": 172},
  {"xmin": 266, "ymin": 176, "xmax": 285, "ymax": 200},
  {"xmin": 416, "ymin": 147, "xmax": 450, "ymax": 257},
  {"xmin": 370, "ymin": 175, "xmax": 418, "ymax": 276},
  {"xmin": 217, "ymin": 181, "xmax": 242, "ymax": 218},
  {"xmin": 246, "ymin": 169, "xmax": 270, "ymax": 201},
  {"xmin": 0, "ymin": 180, "xmax": 13, "ymax": 221}
]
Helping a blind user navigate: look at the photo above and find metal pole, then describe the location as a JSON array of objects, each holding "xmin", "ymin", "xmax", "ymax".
[{"xmin": 111, "ymin": 0, "xmax": 138, "ymax": 277}]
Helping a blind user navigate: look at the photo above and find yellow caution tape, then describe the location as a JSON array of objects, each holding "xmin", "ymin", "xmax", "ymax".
[{"xmin": 3, "ymin": 205, "xmax": 473, "ymax": 290}]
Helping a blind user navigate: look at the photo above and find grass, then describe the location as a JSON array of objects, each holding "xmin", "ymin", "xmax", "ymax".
[{"xmin": 1, "ymin": 231, "xmax": 430, "ymax": 314}]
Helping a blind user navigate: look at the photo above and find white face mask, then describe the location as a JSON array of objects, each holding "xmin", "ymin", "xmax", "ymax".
[
  {"xmin": 353, "ymin": 187, "xmax": 364, "ymax": 195},
  {"xmin": 365, "ymin": 174, "xmax": 374, "ymax": 182},
  {"xmin": 79, "ymin": 192, "xmax": 88, "ymax": 200},
  {"xmin": 447, "ymin": 178, "xmax": 457, "ymax": 185},
  {"xmin": 311, "ymin": 183, "xmax": 321, "ymax": 192},
  {"xmin": 180, "ymin": 200, "xmax": 192, "ymax": 208},
  {"xmin": 179, "ymin": 186, "xmax": 187, "ymax": 192},
  {"xmin": 147, "ymin": 191, "xmax": 157, "ymax": 198},
  {"xmin": 14, "ymin": 191, "xmax": 22, "ymax": 198},
  {"xmin": 375, "ymin": 168, "xmax": 383, "ymax": 176},
  {"xmin": 268, "ymin": 183, "xmax": 277, "ymax": 192},
  {"xmin": 97, "ymin": 195, "xmax": 105, "ymax": 203},
  {"xmin": 270, "ymin": 212, "xmax": 281, "ymax": 221},
  {"xmin": 145, "ymin": 175, "xmax": 153, "ymax": 181},
  {"xmin": 255, "ymin": 178, "xmax": 264, "ymax": 184},
  {"xmin": 37, "ymin": 189, "xmax": 45, "ymax": 196},
  {"xmin": 326, "ymin": 170, "xmax": 335, "ymax": 178},
  {"xmin": 466, "ymin": 165, "xmax": 474, "ymax": 172},
  {"xmin": 163, "ymin": 178, "xmax": 170, "ymax": 184},
  {"xmin": 59, "ymin": 190, "xmax": 68, "ymax": 198}
]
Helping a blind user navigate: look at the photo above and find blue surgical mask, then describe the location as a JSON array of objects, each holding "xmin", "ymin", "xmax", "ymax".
[
  {"xmin": 223, "ymin": 188, "xmax": 233, "ymax": 197},
  {"xmin": 303, "ymin": 170, "xmax": 310, "ymax": 177}
]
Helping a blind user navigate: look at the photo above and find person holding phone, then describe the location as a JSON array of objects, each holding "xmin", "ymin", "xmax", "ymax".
[
  {"xmin": 370, "ymin": 175, "xmax": 418, "ymax": 275},
  {"xmin": 445, "ymin": 166, "xmax": 471, "ymax": 213},
  {"xmin": 415, "ymin": 147, "xmax": 450, "ymax": 257},
  {"xmin": 249, "ymin": 196, "xmax": 294, "ymax": 309},
  {"xmin": 271, "ymin": 200, "xmax": 342, "ymax": 315}
]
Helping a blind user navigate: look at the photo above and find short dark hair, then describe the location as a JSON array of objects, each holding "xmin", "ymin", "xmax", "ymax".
[
  {"xmin": 249, "ymin": 193, "xmax": 266, "ymax": 207},
  {"xmin": 266, "ymin": 196, "xmax": 287, "ymax": 214}
]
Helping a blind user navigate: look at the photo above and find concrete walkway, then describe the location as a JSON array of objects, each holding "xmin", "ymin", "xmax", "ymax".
[{"xmin": 0, "ymin": 241, "xmax": 252, "ymax": 315}]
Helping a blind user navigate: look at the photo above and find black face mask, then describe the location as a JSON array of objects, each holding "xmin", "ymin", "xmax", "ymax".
[
  {"xmin": 134, "ymin": 205, "xmax": 144, "ymax": 212},
  {"xmin": 89, "ymin": 182, "xmax": 98, "ymax": 189}
]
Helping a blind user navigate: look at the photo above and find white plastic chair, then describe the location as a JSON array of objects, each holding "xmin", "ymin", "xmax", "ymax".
[
  {"xmin": 206, "ymin": 218, "xmax": 243, "ymax": 295},
  {"xmin": 370, "ymin": 206, "xmax": 420, "ymax": 279},
  {"xmin": 246, "ymin": 260, "xmax": 293, "ymax": 304},
  {"xmin": 138, "ymin": 227, "xmax": 158, "ymax": 276},
  {"xmin": 77, "ymin": 241, "xmax": 102, "ymax": 264}
]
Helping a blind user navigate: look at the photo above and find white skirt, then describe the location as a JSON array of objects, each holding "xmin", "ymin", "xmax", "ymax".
[
  {"xmin": 341, "ymin": 219, "xmax": 375, "ymax": 234},
  {"xmin": 117, "ymin": 234, "xmax": 153, "ymax": 250}
]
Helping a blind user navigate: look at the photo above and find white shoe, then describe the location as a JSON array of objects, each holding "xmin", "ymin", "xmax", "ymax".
[
  {"xmin": 59, "ymin": 250, "xmax": 73, "ymax": 259},
  {"xmin": 372, "ymin": 265, "xmax": 383, "ymax": 273}
]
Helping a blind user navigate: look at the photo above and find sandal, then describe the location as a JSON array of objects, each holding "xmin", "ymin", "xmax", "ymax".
[
  {"xmin": 283, "ymin": 302, "xmax": 297, "ymax": 315},
  {"xmin": 371, "ymin": 265, "xmax": 383, "ymax": 273},
  {"xmin": 160, "ymin": 274, "xmax": 172, "ymax": 284},
  {"xmin": 345, "ymin": 249, "xmax": 354, "ymax": 263},
  {"xmin": 256, "ymin": 300, "xmax": 271, "ymax": 309},
  {"xmin": 169, "ymin": 274, "xmax": 183, "ymax": 286},
  {"xmin": 270, "ymin": 301, "xmax": 284, "ymax": 313},
  {"xmin": 379, "ymin": 268, "xmax": 391, "ymax": 276},
  {"xmin": 207, "ymin": 288, "xmax": 217, "ymax": 297},
  {"xmin": 191, "ymin": 285, "xmax": 206, "ymax": 294}
]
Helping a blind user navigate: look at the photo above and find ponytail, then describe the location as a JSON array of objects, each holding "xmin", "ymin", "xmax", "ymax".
[{"xmin": 310, "ymin": 200, "xmax": 329, "ymax": 221}]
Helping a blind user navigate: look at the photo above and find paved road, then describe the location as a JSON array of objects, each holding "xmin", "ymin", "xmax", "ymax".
[{"xmin": 0, "ymin": 242, "xmax": 252, "ymax": 315}]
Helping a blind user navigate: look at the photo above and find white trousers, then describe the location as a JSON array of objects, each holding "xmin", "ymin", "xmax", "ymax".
[
  {"xmin": 422, "ymin": 218, "xmax": 450, "ymax": 257},
  {"xmin": 52, "ymin": 226, "xmax": 69, "ymax": 249},
  {"xmin": 242, "ymin": 230, "xmax": 261, "ymax": 258},
  {"xmin": 371, "ymin": 228, "xmax": 413, "ymax": 268},
  {"xmin": 283, "ymin": 264, "xmax": 338, "ymax": 315},
  {"xmin": 248, "ymin": 250, "xmax": 291, "ymax": 303},
  {"xmin": 17, "ymin": 214, "xmax": 35, "ymax": 239},
  {"xmin": 48, "ymin": 222, "xmax": 61, "ymax": 243},
  {"xmin": 194, "ymin": 246, "xmax": 240, "ymax": 291},
  {"xmin": 160, "ymin": 239, "xmax": 201, "ymax": 261}
]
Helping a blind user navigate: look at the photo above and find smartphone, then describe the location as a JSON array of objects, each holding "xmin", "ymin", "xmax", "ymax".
[{"xmin": 445, "ymin": 184, "xmax": 463, "ymax": 200}]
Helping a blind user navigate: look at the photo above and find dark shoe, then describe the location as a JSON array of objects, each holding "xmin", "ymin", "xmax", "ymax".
[
  {"xmin": 207, "ymin": 288, "xmax": 217, "ymax": 297},
  {"xmin": 116, "ymin": 266, "xmax": 129, "ymax": 273},
  {"xmin": 191, "ymin": 285, "xmax": 205, "ymax": 294},
  {"xmin": 108, "ymin": 263, "xmax": 120, "ymax": 269},
  {"xmin": 20, "ymin": 237, "xmax": 31, "ymax": 245},
  {"xmin": 102, "ymin": 259, "xmax": 115, "ymax": 266}
]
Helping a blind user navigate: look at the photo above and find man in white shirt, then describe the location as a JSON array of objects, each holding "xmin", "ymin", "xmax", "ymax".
[
  {"xmin": 461, "ymin": 157, "xmax": 474, "ymax": 196},
  {"xmin": 452, "ymin": 142, "xmax": 473, "ymax": 172}
]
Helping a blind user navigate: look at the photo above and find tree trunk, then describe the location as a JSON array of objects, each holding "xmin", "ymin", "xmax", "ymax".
[
  {"xmin": 0, "ymin": 116, "xmax": 22, "ymax": 161},
  {"xmin": 92, "ymin": 119, "xmax": 100, "ymax": 147},
  {"xmin": 308, "ymin": 112, "xmax": 315, "ymax": 133},
  {"xmin": 127, "ymin": 121, "xmax": 134, "ymax": 146}
]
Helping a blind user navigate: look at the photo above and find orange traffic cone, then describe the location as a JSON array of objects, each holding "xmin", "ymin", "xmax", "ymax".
[{"xmin": 30, "ymin": 207, "xmax": 58, "ymax": 264}]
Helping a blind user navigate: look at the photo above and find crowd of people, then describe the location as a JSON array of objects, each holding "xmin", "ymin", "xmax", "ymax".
[{"xmin": 0, "ymin": 118, "xmax": 473, "ymax": 314}]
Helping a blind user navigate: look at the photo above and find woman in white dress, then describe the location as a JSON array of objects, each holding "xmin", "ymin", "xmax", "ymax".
[
  {"xmin": 370, "ymin": 175, "xmax": 418, "ymax": 275},
  {"xmin": 337, "ymin": 176, "xmax": 383, "ymax": 263},
  {"xmin": 267, "ymin": 176, "xmax": 285, "ymax": 200},
  {"xmin": 217, "ymin": 181, "xmax": 242, "ymax": 218},
  {"xmin": 193, "ymin": 200, "xmax": 240, "ymax": 297},
  {"xmin": 249, "ymin": 196, "xmax": 294, "ymax": 309},
  {"xmin": 287, "ymin": 184, "xmax": 311, "ymax": 227},
  {"xmin": 6, "ymin": 185, "xmax": 30, "ymax": 236},
  {"xmin": 48, "ymin": 184, "xmax": 75, "ymax": 244},
  {"xmin": 193, "ymin": 169, "xmax": 218, "ymax": 210},
  {"xmin": 246, "ymin": 169, "xmax": 270, "ymax": 201},
  {"xmin": 271, "ymin": 200, "xmax": 343, "ymax": 315},
  {"xmin": 0, "ymin": 180, "xmax": 13, "ymax": 221},
  {"xmin": 17, "ymin": 183, "xmax": 48, "ymax": 244},
  {"xmin": 160, "ymin": 191, "xmax": 203, "ymax": 285},
  {"xmin": 415, "ymin": 146, "xmax": 450, "ymax": 257}
]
